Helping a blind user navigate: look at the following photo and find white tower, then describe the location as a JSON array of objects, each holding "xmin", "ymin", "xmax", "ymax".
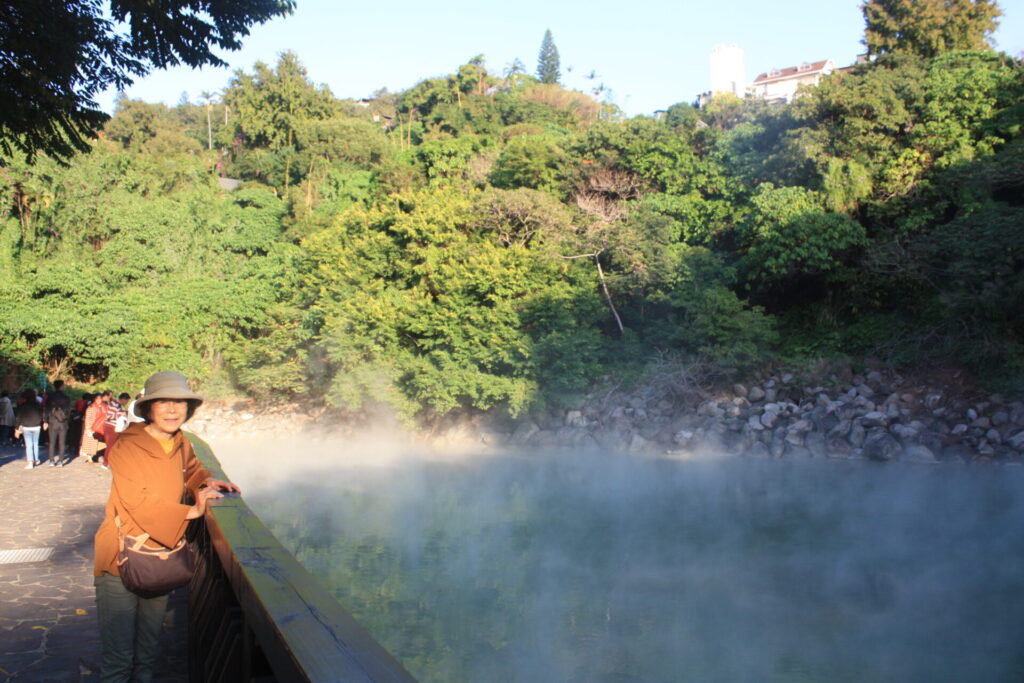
[{"xmin": 710, "ymin": 44, "xmax": 746, "ymax": 98}]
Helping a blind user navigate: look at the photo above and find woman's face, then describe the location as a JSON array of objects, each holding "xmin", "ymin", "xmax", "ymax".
[{"xmin": 148, "ymin": 399, "xmax": 189, "ymax": 435}]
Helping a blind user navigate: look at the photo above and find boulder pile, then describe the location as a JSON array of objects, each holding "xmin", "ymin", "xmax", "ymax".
[{"xmin": 498, "ymin": 370, "xmax": 1024, "ymax": 464}]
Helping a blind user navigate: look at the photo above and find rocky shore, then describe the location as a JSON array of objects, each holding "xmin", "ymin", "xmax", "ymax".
[{"xmin": 188, "ymin": 368, "xmax": 1024, "ymax": 465}]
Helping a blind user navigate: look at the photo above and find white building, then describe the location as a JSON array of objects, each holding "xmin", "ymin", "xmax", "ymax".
[{"xmin": 710, "ymin": 44, "xmax": 746, "ymax": 98}]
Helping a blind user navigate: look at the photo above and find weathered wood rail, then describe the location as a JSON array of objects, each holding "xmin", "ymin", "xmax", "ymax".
[{"xmin": 185, "ymin": 434, "xmax": 417, "ymax": 682}]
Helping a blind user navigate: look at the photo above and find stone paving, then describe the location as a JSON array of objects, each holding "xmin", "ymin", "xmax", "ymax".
[{"xmin": 0, "ymin": 443, "xmax": 186, "ymax": 682}]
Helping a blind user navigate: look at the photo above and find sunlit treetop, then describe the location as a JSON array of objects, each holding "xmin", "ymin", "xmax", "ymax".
[{"xmin": 861, "ymin": 0, "xmax": 1002, "ymax": 59}]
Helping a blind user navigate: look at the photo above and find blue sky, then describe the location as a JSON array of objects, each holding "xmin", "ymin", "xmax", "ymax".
[{"xmin": 100, "ymin": 0, "xmax": 1024, "ymax": 117}]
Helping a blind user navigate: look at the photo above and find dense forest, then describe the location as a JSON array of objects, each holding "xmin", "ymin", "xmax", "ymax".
[{"xmin": 1, "ymin": 6, "xmax": 1022, "ymax": 423}]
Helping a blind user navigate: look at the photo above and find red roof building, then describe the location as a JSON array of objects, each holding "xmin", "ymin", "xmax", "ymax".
[{"xmin": 750, "ymin": 59, "xmax": 836, "ymax": 103}]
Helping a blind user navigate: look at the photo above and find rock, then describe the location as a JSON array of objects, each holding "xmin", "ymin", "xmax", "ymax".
[
  {"xmin": 967, "ymin": 408, "xmax": 979, "ymax": 421},
  {"xmin": 789, "ymin": 419, "xmax": 813, "ymax": 433},
  {"xmin": 1007, "ymin": 430, "xmax": 1024, "ymax": 450},
  {"xmin": 748, "ymin": 386, "xmax": 766, "ymax": 402},
  {"xmin": 925, "ymin": 392, "xmax": 943, "ymax": 409},
  {"xmin": 805, "ymin": 432, "xmax": 827, "ymax": 458},
  {"xmin": 510, "ymin": 420, "xmax": 540, "ymax": 443},
  {"xmin": 992, "ymin": 411, "xmax": 1009, "ymax": 427},
  {"xmin": 565, "ymin": 410, "xmax": 586, "ymax": 428},
  {"xmin": 971, "ymin": 417, "xmax": 992, "ymax": 429},
  {"xmin": 903, "ymin": 444, "xmax": 938, "ymax": 464},
  {"xmin": 816, "ymin": 414, "xmax": 840, "ymax": 435},
  {"xmin": 784, "ymin": 431, "xmax": 805, "ymax": 447},
  {"xmin": 828, "ymin": 419, "xmax": 852, "ymax": 438},
  {"xmin": 760, "ymin": 410, "xmax": 779, "ymax": 429},
  {"xmin": 629, "ymin": 433, "xmax": 650, "ymax": 453},
  {"xmin": 781, "ymin": 372, "xmax": 794, "ymax": 384},
  {"xmin": 866, "ymin": 370, "xmax": 883, "ymax": 387},
  {"xmin": 697, "ymin": 400, "xmax": 724, "ymax": 418},
  {"xmin": 764, "ymin": 388, "xmax": 778, "ymax": 403},
  {"xmin": 864, "ymin": 432, "xmax": 903, "ymax": 461},
  {"xmin": 747, "ymin": 415, "xmax": 765, "ymax": 431},
  {"xmin": 769, "ymin": 436, "xmax": 786, "ymax": 458},
  {"xmin": 861, "ymin": 411, "xmax": 888, "ymax": 427},
  {"xmin": 733, "ymin": 384, "xmax": 748, "ymax": 398},
  {"xmin": 951, "ymin": 424, "xmax": 968, "ymax": 436},
  {"xmin": 849, "ymin": 422, "xmax": 867, "ymax": 448},
  {"xmin": 986, "ymin": 428, "xmax": 1002, "ymax": 444},
  {"xmin": 673, "ymin": 430, "xmax": 696, "ymax": 447},
  {"xmin": 826, "ymin": 438, "xmax": 853, "ymax": 458},
  {"xmin": 890, "ymin": 423, "xmax": 919, "ymax": 441}
]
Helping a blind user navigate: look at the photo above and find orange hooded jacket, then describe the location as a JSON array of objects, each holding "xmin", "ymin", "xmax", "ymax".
[{"xmin": 93, "ymin": 422, "xmax": 212, "ymax": 577}]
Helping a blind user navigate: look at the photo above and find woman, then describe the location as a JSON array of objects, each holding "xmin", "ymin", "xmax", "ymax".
[
  {"xmin": 93, "ymin": 371, "xmax": 240, "ymax": 682},
  {"xmin": 14, "ymin": 389, "xmax": 44, "ymax": 469},
  {"xmin": 80, "ymin": 393, "xmax": 104, "ymax": 464}
]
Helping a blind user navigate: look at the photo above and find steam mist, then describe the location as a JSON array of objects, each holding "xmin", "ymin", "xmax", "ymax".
[{"xmin": 213, "ymin": 436, "xmax": 1024, "ymax": 682}]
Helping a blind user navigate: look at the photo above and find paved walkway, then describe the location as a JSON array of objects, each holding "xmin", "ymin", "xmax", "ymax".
[{"xmin": 0, "ymin": 444, "xmax": 186, "ymax": 682}]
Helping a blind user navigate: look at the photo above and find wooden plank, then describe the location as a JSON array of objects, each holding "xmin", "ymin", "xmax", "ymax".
[{"xmin": 187, "ymin": 433, "xmax": 417, "ymax": 683}]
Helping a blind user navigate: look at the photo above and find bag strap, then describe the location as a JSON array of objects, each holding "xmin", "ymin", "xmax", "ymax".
[{"xmin": 114, "ymin": 437, "xmax": 191, "ymax": 553}]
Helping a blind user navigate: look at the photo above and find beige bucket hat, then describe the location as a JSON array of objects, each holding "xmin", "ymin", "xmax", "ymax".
[{"xmin": 134, "ymin": 371, "xmax": 204, "ymax": 416}]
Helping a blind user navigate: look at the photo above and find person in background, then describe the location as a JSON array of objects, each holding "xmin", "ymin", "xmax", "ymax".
[
  {"xmin": 125, "ymin": 393, "xmax": 146, "ymax": 427},
  {"xmin": 69, "ymin": 392, "xmax": 91, "ymax": 458},
  {"xmin": 114, "ymin": 392, "xmax": 133, "ymax": 433},
  {"xmin": 81, "ymin": 392, "xmax": 106, "ymax": 465},
  {"xmin": 14, "ymin": 389, "xmax": 44, "ymax": 469},
  {"xmin": 93, "ymin": 371, "xmax": 240, "ymax": 682},
  {"xmin": 102, "ymin": 393, "xmax": 128, "ymax": 451},
  {"xmin": 0, "ymin": 390, "xmax": 14, "ymax": 446},
  {"xmin": 44, "ymin": 379, "xmax": 72, "ymax": 467}
]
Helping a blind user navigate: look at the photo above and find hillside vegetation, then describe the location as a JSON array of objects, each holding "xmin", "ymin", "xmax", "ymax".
[{"xmin": 1, "ymin": 47, "xmax": 1022, "ymax": 420}]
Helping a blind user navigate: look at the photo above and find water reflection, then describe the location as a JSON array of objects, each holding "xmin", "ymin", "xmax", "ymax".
[{"xmin": 224, "ymin": 445, "xmax": 1024, "ymax": 683}]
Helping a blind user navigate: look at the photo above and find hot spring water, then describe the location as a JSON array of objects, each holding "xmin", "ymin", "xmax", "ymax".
[{"xmin": 220, "ymin": 445, "xmax": 1024, "ymax": 682}]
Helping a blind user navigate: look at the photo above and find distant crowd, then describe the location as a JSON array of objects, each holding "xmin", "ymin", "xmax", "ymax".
[{"xmin": 0, "ymin": 381, "xmax": 144, "ymax": 470}]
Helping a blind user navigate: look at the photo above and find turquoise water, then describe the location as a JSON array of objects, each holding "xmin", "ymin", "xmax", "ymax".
[{"xmin": 248, "ymin": 453, "xmax": 1024, "ymax": 682}]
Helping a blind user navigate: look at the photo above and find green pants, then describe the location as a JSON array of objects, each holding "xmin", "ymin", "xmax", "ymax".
[{"xmin": 94, "ymin": 573, "xmax": 169, "ymax": 683}]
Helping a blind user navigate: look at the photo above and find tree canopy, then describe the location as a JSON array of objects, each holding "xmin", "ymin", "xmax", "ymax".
[
  {"xmin": 862, "ymin": 0, "xmax": 1002, "ymax": 58},
  {"xmin": 0, "ymin": 0, "xmax": 294, "ymax": 163},
  {"xmin": 2, "ymin": 31, "xmax": 1022, "ymax": 415}
]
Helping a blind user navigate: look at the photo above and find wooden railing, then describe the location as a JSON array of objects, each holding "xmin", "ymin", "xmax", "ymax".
[{"xmin": 186, "ymin": 434, "xmax": 417, "ymax": 682}]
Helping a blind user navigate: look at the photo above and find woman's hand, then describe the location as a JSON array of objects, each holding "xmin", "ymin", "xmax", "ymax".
[
  {"xmin": 185, "ymin": 486, "xmax": 223, "ymax": 520},
  {"xmin": 204, "ymin": 477, "xmax": 242, "ymax": 495}
]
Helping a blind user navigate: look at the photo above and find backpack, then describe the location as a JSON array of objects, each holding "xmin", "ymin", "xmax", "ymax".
[{"xmin": 48, "ymin": 392, "xmax": 70, "ymax": 423}]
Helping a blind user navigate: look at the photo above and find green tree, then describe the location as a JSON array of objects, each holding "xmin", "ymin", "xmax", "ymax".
[
  {"xmin": 0, "ymin": 0, "xmax": 294, "ymax": 163},
  {"xmin": 536, "ymin": 30, "xmax": 561, "ymax": 85},
  {"xmin": 862, "ymin": 0, "xmax": 1002, "ymax": 58},
  {"xmin": 224, "ymin": 51, "xmax": 336, "ymax": 152}
]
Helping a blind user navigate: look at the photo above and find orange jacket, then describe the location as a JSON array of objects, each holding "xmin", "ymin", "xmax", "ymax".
[{"xmin": 93, "ymin": 422, "xmax": 212, "ymax": 577}]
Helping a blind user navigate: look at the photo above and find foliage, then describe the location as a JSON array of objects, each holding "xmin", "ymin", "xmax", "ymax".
[
  {"xmin": 536, "ymin": 29, "xmax": 561, "ymax": 85},
  {"xmin": 0, "ymin": 0, "xmax": 294, "ymax": 163},
  {"xmin": 1, "ymin": 41, "xmax": 1022, "ymax": 413},
  {"xmin": 862, "ymin": 0, "xmax": 1002, "ymax": 58}
]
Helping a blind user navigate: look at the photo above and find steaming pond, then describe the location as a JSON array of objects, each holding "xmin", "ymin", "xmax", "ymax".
[{"xmin": 239, "ymin": 451, "xmax": 1024, "ymax": 682}]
